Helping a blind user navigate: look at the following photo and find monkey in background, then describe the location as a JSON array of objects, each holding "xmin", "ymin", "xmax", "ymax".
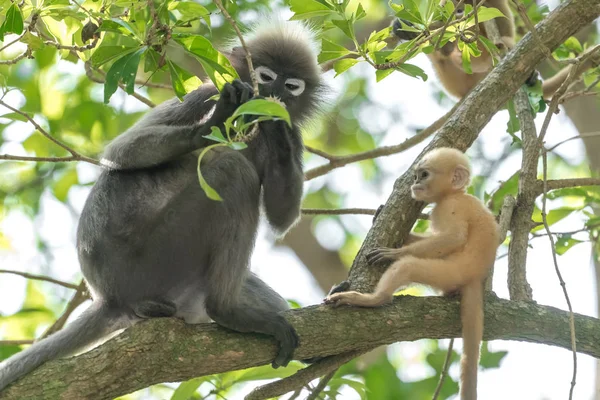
[
  {"xmin": 0, "ymin": 20, "xmax": 323, "ymax": 391},
  {"xmin": 391, "ymin": 0, "xmax": 595, "ymax": 100},
  {"xmin": 325, "ymin": 148, "xmax": 500, "ymax": 400}
]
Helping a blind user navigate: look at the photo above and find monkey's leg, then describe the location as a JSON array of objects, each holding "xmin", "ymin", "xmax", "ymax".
[{"xmin": 206, "ymin": 274, "xmax": 298, "ymax": 369}]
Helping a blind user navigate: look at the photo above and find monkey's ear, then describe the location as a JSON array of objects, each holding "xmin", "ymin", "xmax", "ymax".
[{"xmin": 452, "ymin": 165, "xmax": 470, "ymax": 190}]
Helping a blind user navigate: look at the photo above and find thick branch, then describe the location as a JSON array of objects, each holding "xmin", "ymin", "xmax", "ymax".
[
  {"xmin": 507, "ymin": 88, "xmax": 536, "ymax": 301},
  {"xmin": 2, "ymin": 296, "xmax": 600, "ymax": 400},
  {"xmin": 345, "ymin": 0, "xmax": 600, "ymax": 293}
]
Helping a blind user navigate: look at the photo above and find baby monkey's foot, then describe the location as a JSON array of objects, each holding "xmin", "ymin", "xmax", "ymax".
[
  {"xmin": 366, "ymin": 247, "xmax": 398, "ymax": 265},
  {"xmin": 324, "ymin": 291, "xmax": 391, "ymax": 308}
]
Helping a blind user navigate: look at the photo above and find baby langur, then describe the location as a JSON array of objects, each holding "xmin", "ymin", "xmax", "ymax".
[
  {"xmin": 391, "ymin": 0, "xmax": 597, "ymax": 100},
  {"xmin": 325, "ymin": 148, "xmax": 500, "ymax": 400}
]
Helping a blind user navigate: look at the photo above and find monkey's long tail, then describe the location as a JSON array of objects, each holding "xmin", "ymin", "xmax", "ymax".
[
  {"xmin": 0, "ymin": 301, "xmax": 128, "ymax": 392},
  {"xmin": 459, "ymin": 281, "xmax": 484, "ymax": 400}
]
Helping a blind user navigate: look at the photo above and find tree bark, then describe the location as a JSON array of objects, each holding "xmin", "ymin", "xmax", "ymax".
[
  {"xmin": 2, "ymin": 295, "xmax": 600, "ymax": 400},
  {"xmin": 346, "ymin": 0, "xmax": 600, "ymax": 292}
]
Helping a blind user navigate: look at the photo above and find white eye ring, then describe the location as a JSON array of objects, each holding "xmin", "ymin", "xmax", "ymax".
[
  {"xmin": 285, "ymin": 78, "xmax": 305, "ymax": 96},
  {"xmin": 255, "ymin": 66, "xmax": 277, "ymax": 84}
]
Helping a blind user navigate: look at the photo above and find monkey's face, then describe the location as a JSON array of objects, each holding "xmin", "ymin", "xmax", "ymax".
[
  {"xmin": 411, "ymin": 167, "xmax": 436, "ymax": 202},
  {"xmin": 254, "ymin": 66, "xmax": 307, "ymax": 102}
]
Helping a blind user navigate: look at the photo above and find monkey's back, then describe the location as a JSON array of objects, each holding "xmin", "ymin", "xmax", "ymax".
[{"xmin": 77, "ymin": 150, "xmax": 261, "ymax": 306}]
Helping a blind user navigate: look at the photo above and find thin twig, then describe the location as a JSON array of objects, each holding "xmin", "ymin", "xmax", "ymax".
[
  {"xmin": 304, "ymin": 101, "xmax": 460, "ymax": 181},
  {"xmin": 43, "ymin": 38, "xmax": 99, "ymax": 52},
  {"xmin": 511, "ymin": 0, "xmax": 556, "ymax": 65},
  {"xmin": 533, "ymin": 177, "xmax": 600, "ymax": 195},
  {"xmin": 84, "ymin": 62, "xmax": 156, "ymax": 108},
  {"xmin": 545, "ymin": 131, "xmax": 600, "ymax": 152},
  {"xmin": 0, "ymin": 49, "xmax": 31, "ymax": 65},
  {"xmin": 245, "ymin": 350, "xmax": 366, "ymax": 400},
  {"xmin": 213, "ymin": 0, "xmax": 258, "ymax": 94},
  {"xmin": 432, "ymin": 339, "xmax": 455, "ymax": 400},
  {"xmin": 0, "ymin": 99, "xmax": 101, "ymax": 165},
  {"xmin": 305, "ymin": 145, "xmax": 335, "ymax": 160},
  {"xmin": 0, "ymin": 269, "xmax": 80, "ymax": 290},
  {"xmin": 40, "ymin": 280, "xmax": 90, "ymax": 339},
  {"xmin": 541, "ymin": 151, "xmax": 577, "ymax": 400},
  {"xmin": 306, "ymin": 369, "xmax": 337, "ymax": 400},
  {"xmin": 0, "ymin": 154, "xmax": 92, "ymax": 163},
  {"xmin": 0, "ymin": 340, "xmax": 34, "ymax": 346},
  {"xmin": 0, "ymin": 32, "xmax": 27, "ymax": 53}
]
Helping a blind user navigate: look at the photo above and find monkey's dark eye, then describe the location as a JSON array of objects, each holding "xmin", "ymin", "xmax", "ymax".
[
  {"xmin": 260, "ymin": 73, "xmax": 274, "ymax": 82},
  {"xmin": 420, "ymin": 170, "xmax": 429, "ymax": 179},
  {"xmin": 455, "ymin": 7, "xmax": 464, "ymax": 16},
  {"xmin": 285, "ymin": 83, "xmax": 299, "ymax": 90}
]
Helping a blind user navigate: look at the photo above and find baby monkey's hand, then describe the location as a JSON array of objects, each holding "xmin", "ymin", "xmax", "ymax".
[{"xmin": 366, "ymin": 247, "xmax": 401, "ymax": 265}]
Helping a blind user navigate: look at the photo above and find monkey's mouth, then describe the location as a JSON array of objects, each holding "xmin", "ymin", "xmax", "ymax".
[{"xmin": 411, "ymin": 186, "xmax": 426, "ymax": 199}]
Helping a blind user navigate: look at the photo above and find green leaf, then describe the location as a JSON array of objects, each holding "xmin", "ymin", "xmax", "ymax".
[
  {"xmin": 389, "ymin": 0, "xmax": 423, "ymax": 24},
  {"xmin": 555, "ymin": 235, "xmax": 583, "ymax": 255},
  {"xmin": 229, "ymin": 141, "xmax": 247, "ymax": 150},
  {"xmin": 91, "ymin": 45, "xmax": 137, "ymax": 68},
  {"xmin": 333, "ymin": 58, "xmax": 359, "ymax": 76},
  {"xmin": 331, "ymin": 18, "xmax": 354, "ymax": 40},
  {"xmin": 51, "ymin": 168, "xmax": 79, "ymax": 202},
  {"xmin": 506, "ymin": 99, "xmax": 520, "ymax": 137},
  {"xmin": 531, "ymin": 207, "xmax": 577, "ymax": 232},
  {"xmin": 167, "ymin": 61, "xmax": 202, "ymax": 100},
  {"xmin": 375, "ymin": 68, "xmax": 395, "ymax": 82},
  {"xmin": 20, "ymin": 32, "xmax": 44, "ymax": 51},
  {"xmin": 203, "ymin": 126, "xmax": 229, "ymax": 144},
  {"xmin": 318, "ymin": 38, "xmax": 352, "ymax": 63},
  {"xmin": 197, "ymin": 145, "xmax": 224, "ymax": 201},
  {"xmin": 103, "ymin": 47, "xmax": 146, "ymax": 103},
  {"xmin": 2, "ymin": 4, "xmax": 24, "ymax": 35},
  {"xmin": 230, "ymin": 99, "xmax": 291, "ymax": 126},
  {"xmin": 168, "ymin": 1, "xmax": 211, "ymax": 27},
  {"xmin": 98, "ymin": 18, "xmax": 140, "ymax": 39},
  {"xmin": 468, "ymin": 5, "xmax": 506, "ymax": 24},
  {"xmin": 171, "ymin": 377, "xmax": 206, "ymax": 400},
  {"xmin": 490, "ymin": 172, "xmax": 519, "ymax": 213},
  {"xmin": 563, "ymin": 36, "xmax": 583, "ymax": 53},
  {"xmin": 396, "ymin": 63, "xmax": 427, "ymax": 81},
  {"xmin": 461, "ymin": 43, "xmax": 472, "ymax": 74},
  {"xmin": 173, "ymin": 34, "xmax": 238, "ymax": 91},
  {"xmin": 289, "ymin": 0, "xmax": 335, "ymax": 20},
  {"xmin": 480, "ymin": 343, "xmax": 508, "ymax": 369}
]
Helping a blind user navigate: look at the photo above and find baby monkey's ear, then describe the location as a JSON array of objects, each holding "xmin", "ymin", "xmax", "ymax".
[{"xmin": 452, "ymin": 165, "xmax": 470, "ymax": 190}]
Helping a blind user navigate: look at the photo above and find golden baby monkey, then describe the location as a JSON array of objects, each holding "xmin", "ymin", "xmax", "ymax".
[{"xmin": 325, "ymin": 148, "xmax": 499, "ymax": 400}]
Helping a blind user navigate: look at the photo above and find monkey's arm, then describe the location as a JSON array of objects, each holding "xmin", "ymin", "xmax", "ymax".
[
  {"xmin": 260, "ymin": 122, "xmax": 304, "ymax": 236},
  {"xmin": 101, "ymin": 81, "xmax": 253, "ymax": 170}
]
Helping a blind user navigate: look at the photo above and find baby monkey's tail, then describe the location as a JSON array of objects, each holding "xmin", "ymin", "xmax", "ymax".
[{"xmin": 459, "ymin": 281, "xmax": 484, "ymax": 400}]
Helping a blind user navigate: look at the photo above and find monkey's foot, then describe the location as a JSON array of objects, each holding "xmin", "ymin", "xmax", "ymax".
[
  {"xmin": 327, "ymin": 280, "xmax": 351, "ymax": 296},
  {"xmin": 366, "ymin": 247, "xmax": 399, "ymax": 265},
  {"xmin": 272, "ymin": 323, "xmax": 299, "ymax": 369},
  {"xmin": 324, "ymin": 291, "xmax": 390, "ymax": 308}
]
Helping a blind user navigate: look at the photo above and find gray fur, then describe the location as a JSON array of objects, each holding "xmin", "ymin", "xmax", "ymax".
[{"xmin": 0, "ymin": 20, "xmax": 322, "ymax": 392}]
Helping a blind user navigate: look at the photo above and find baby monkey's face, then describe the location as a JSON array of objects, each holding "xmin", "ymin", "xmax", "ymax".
[{"xmin": 411, "ymin": 167, "xmax": 434, "ymax": 202}]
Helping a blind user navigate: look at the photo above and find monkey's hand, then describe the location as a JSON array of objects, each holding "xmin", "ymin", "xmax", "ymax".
[
  {"xmin": 366, "ymin": 247, "xmax": 403, "ymax": 265},
  {"xmin": 210, "ymin": 80, "xmax": 255, "ymax": 124},
  {"xmin": 392, "ymin": 18, "xmax": 420, "ymax": 42}
]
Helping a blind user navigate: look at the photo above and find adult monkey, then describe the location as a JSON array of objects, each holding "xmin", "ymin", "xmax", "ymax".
[{"xmin": 0, "ymin": 20, "xmax": 323, "ymax": 391}]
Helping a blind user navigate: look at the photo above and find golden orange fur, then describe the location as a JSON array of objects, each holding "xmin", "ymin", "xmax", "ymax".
[{"xmin": 325, "ymin": 148, "xmax": 500, "ymax": 400}]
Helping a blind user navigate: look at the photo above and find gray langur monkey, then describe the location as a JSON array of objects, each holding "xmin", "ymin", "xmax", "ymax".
[{"xmin": 0, "ymin": 20, "xmax": 323, "ymax": 391}]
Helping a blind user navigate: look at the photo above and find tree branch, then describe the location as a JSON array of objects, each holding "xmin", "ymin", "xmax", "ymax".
[
  {"xmin": 2, "ymin": 296, "xmax": 600, "ymax": 400},
  {"xmin": 344, "ymin": 0, "xmax": 600, "ymax": 294},
  {"xmin": 0, "ymin": 269, "xmax": 80, "ymax": 290},
  {"xmin": 304, "ymin": 102, "xmax": 459, "ymax": 181}
]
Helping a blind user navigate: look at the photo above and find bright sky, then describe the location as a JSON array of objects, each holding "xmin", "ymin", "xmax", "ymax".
[{"xmin": 1, "ymin": 4, "xmax": 599, "ymax": 400}]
